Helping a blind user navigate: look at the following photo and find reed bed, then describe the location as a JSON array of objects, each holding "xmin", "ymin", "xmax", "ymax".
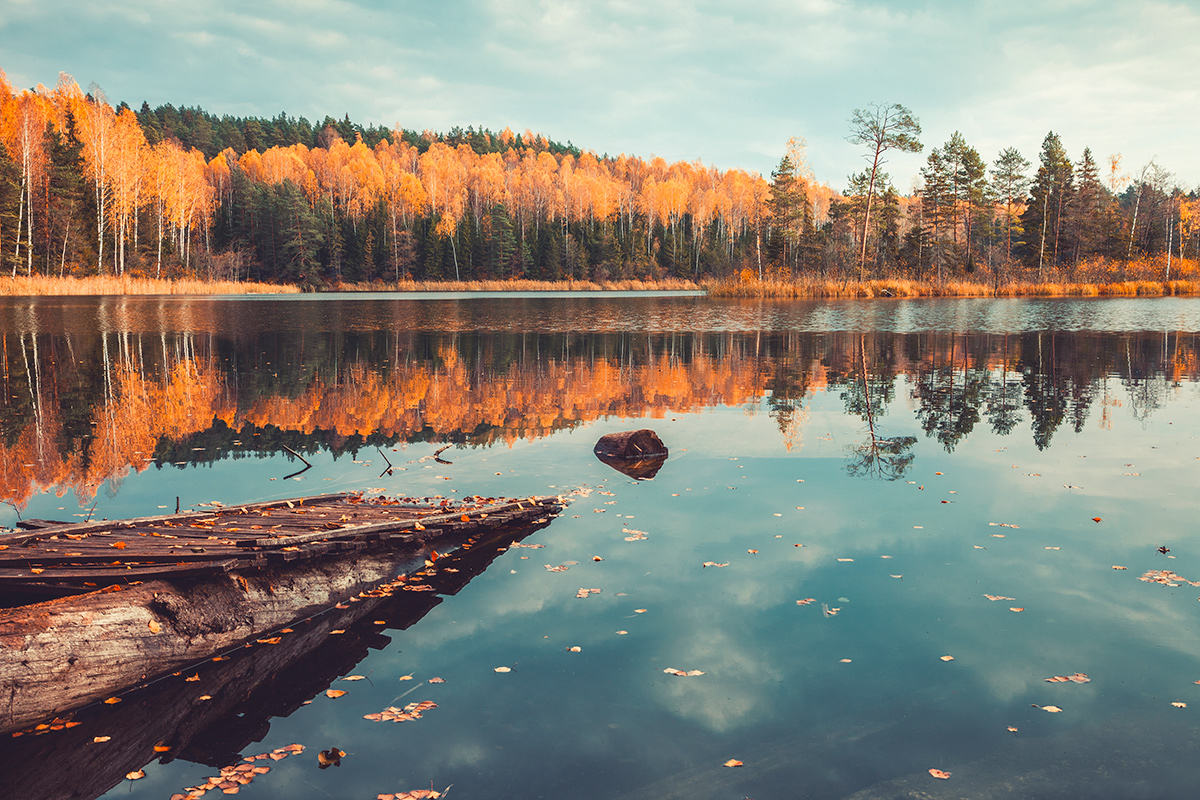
[
  {"xmin": 0, "ymin": 275, "xmax": 298, "ymax": 296},
  {"xmin": 704, "ymin": 257, "xmax": 1200, "ymax": 299},
  {"xmin": 335, "ymin": 277, "xmax": 702, "ymax": 293}
]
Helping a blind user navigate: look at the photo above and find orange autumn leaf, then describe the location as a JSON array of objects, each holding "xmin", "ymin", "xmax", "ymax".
[
  {"xmin": 928, "ymin": 769, "xmax": 951, "ymax": 779},
  {"xmin": 103, "ymin": 697, "xmax": 121, "ymax": 705},
  {"xmin": 723, "ymin": 759, "xmax": 743, "ymax": 768},
  {"xmin": 325, "ymin": 689, "xmax": 347, "ymax": 698},
  {"xmin": 112, "ymin": 541, "xmax": 127, "ymax": 549},
  {"xmin": 1092, "ymin": 517, "xmax": 1102, "ymax": 523},
  {"xmin": 125, "ymin": 770, "xmax": 145, "ymax": 780},
  {"xmin": 154, "ymin": 743, "xmax": 170, "ymax": 752}
]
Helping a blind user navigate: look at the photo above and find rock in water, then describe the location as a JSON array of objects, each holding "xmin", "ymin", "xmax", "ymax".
[{"xmin": 594, "ymin": 430, "xmax": 669, "ymax": 480}]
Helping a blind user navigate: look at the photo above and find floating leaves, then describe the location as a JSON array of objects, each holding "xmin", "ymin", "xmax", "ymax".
[
  {"xmin": 939, "ymin": 655, "xmax": 955, "ymax": 662},
  {"xmin": 1044, "ymin": 673, "xmax": 1090, "ymax": 683},
  {"xmin": 1139, "ymin": 569, "xmax": 1200, "ymax": 587},
  {"xmin": 318, "ymin": 747, "xmax": 345, "ymax": 769},
  {"xmin": 325, "ymin": 689, "xmax": 347, "ymax": 699},
  {"xmin": 170, "ymin": 746, "xmax": 295, "ymax": 798},
  {"xmin": 341, "ymin": 675, "xmax": 367, "ymax": 682},
  {"xmin": 1009, "ymin": 607, "xmax": 1025, "ymax": 613},
  {"xmin": 103, "ymin": 697, "xmax": 121, "ymax": 705},
  {"xmin": 567, "ymin": 646, "xmax": 582, "ymax": 652},
  {"xmin": 1172, "ymin": 701, "xmax": 1187, "ymax": 708},
  {"xmin": 1092, "ymin": 517, "xmax": 1102, "ymax": 523},
  {"xmin": 494, "ymin": 666, "xmax": 512, "ymax": 673},
  {"xmin": 428, "ymin": 677, "xmax": 446, "ymax": 684},
  {"xmin": 1112, "ymin": 565, "xmax": 1128, "ymax": 570},
  {"xmin": 928, "ymin": 769, "xmax": 951, "ymax": 780},
  {"xmin": 575, "ymin": 587, "xmax": 602, "ymax": 598},
  {"xmin": 723, "ymin": 759, "xmax": 743, "ymax": 768},
  {"xmin": 364, "ymin": 700, "xmax": 438, "ymax": 723},
  {"xmin": 796, "ymin": 598, "xmax": 816, "ymax": 606},
  {"xmin": 623, "ymin": 528, "xmax": 649, "ymax": 541},
  {"xmin": 544, "ymin": 563, "xmax": 574, "ymax": 573},
  {"xmin": 663, "ymin": 668, "xmax": 705, "ymax": 677},
  {"xmin": 1033, "ymin": 704, "xmax": 1063, "ymax": 713},
  {"xmin": 126, "ymin": 770, "xmax": 146, "ymax": 780},
  {"xmin": 984, "ymin": 594, "xmax": 1016, "ymax": 602},
  {"xmin": 702, "ymin": 562, "xmax": 730, "ymax": 568},
  {"xmin": 378, "ymin": 791, "xmax": 443, "ymax": 800}
]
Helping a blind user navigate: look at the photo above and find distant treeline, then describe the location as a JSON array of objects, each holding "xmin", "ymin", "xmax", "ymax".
[{"xmin": 0, "ymin": 71, "xmax": 1196, "ymax": 288}]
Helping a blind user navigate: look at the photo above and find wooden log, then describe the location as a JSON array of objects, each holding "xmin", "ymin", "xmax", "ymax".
[{"xmin": 0, "ymin": 498, "xmax": 563, "ymax": 735}]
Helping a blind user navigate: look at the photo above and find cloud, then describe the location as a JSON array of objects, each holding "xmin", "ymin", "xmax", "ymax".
[{"xmin": 1, "ymin": 0, "xmax": 1196, "ymax": 186}]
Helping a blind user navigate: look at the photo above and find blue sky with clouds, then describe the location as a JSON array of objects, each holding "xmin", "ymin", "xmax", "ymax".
[{"xmin": 2, "ymin": 0, "xmax": 1197, "ymax": 190}]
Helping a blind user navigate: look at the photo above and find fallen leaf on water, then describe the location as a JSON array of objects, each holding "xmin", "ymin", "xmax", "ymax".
[
  {"xmin": 616, "ymin": 630, "xmax": 628, "ymax": 635},
  {"xmin": 796, "ymin": 598, "xmax": 816, "ymax": 605},
  {"xmin": 568, "ymin": 646, "xmax": 582, "ymax": 652},
  {"xmin": 1010, "ymin": 607, "xmax": 1025, "ymax": 612},
  {"xmin": 837, "ymin": 558, "xmax": 854, "ymax": 562},
  {"xmin": 748, "ymin": 549, "xmax": 759, "ymax": 554},
  {"xmin": 494, "ymin": 666, "xmax": 512, "ymax": 673},
  {"xmin": 341, "ymin": 675, "xmax": 366, "ymax": 681},
  {"xmin": 928, "ymin": 769, "xmax": 951, "ymax": 780},
  {"xmin": 103, "ymin": 697, "xmax": 121, "ymax": 704},
  {"xmin": 839, "ymin": 658, "xmax": 852, "ymax": 663},
  {"xmin": 723, "ymin": 759, "xmax": 743, "ymax": 768},
  {"xmin": 93, "ymin": 736, "xmax": 111, "ymax": 743},
  {"xmin": 592, "ymin": 556, "xmax": 603, "ymax": 562},
  {"xmin": 126, "ymin": 771, "xmax": 145, "ymax": 780},
  {"xmin": 1112, "ymin": 565, "xmax": 1127, "ymax": 570},
  {"xmin": 325, "ymin": 689, "xmax": 347, "ymax": 698},
  {"xmin": 575, "ymin": 587, "xmax": 602, "ymax": 598},
  {"xmin": 663, "ymin": 668, "xmax": 705, "ymax": 677},
  {"xmin": 889, "ymin": 574, "xmax": 903, "ymax": 579},
  {"xmin": 1040, "ymin": 705, "xmax": 1063, "ymax": 713},
  {"xmin": 399, "ymin": 674, "xmax": 413, "ymax": 681},
  {"xmin": 634, "ymin": 608, "xmax": 647, "ymax": 614},
  {"xmin": 1045, "ymin": 546, "xmax": 1061, "ymax": 550},
  {"xmin": 702, "ymin": 562, "xmax": 729, "ymax": 568},
  {"xmin": 984, "ymin": 594, "xmax": 1016, "ymax": 602},
  {"xmin": 940, "ymin": 655, "xmax": 955, "ymax": 662},
  {"xmin": 428, "ymin": 677, "xmax": 446, "ymax": 683},
  {"xmin": 1007, "ymin": 726, "xmax": 1018, "ymax": 733},
  {"xmin": 1172, "ymin": 701, "xmax": 1187, "ymax": 708},
  {"xmin": 1093, "ymin": 517, "xmax": 1102, "ymax": 523}
]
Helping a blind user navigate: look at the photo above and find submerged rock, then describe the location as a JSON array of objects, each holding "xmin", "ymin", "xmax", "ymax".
[{"xmin": 594, "ymin": 430, "xmax": 669, "ymax": 480}]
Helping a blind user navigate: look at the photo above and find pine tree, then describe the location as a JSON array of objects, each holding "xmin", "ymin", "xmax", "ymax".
[
  {"xmin": 1020, "ymin": 132, "xmax": 1074, "ymax": 272},
  {"xmin": 990, "ymin": 147, "xmax": 1031, "ymax": 264}
]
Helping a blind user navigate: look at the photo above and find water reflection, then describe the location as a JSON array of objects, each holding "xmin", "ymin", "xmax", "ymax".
[{"xmin": 1, "ymin": 322, "xmax": 1197, "ymax": 507}]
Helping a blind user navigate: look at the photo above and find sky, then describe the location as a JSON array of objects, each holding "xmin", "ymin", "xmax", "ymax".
[{"xmin": 2, "ymin": 0, "xmax": 1197, "ymax": 191}]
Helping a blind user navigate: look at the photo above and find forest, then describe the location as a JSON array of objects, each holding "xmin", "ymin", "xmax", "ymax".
[{"xmin": 0, "ymin": 71, "xmax": 1197, "ymax": 289}]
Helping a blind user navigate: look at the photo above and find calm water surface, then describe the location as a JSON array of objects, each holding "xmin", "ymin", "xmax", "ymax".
[{"xmin": 2, "ymin": 294, "xmax": 1199, "ymax": 799}]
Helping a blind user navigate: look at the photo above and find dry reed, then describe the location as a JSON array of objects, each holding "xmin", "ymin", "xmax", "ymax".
[
  {"xmin": 0, "ymin": 275, "xmax": 299, "ymax": 296},
  {"xmin": 335, "ymin": 277, "xmax": 702, "ymax": 292}
]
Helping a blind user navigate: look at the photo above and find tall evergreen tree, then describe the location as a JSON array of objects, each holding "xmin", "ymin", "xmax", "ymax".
[
  {"xmin": 1020, "ymin": 132, "xmax": 1074, "ymax": 272},
  {"xmin": 990, "ymin": 147, "xmax": 1031, "ymax": 263}
]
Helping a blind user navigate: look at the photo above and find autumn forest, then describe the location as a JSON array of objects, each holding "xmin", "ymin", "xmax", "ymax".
[{"xmin": 0, "ymin": 71, "xmax": 1197, "ymax": 290}]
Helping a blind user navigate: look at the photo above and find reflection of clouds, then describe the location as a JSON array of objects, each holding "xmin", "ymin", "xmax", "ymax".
[{"xmin": 652, "ymin": 628, "xmax": 785, "ymax": 733}]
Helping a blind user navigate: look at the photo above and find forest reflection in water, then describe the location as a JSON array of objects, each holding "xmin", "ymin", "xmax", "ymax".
[{"xmin": 0, "ymin": 320, "xmax": 1195, "ymax": 510}]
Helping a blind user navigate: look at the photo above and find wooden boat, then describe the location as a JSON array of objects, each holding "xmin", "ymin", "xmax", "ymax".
[{"xmin": 0, "ymin": 491, "xmax": 563, "ymax": 739}]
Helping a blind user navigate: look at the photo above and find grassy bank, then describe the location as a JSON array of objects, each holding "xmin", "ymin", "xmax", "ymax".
[
  {"xmin": 704, "ymin": 257, "xmax": 1200, "ymax": 299},
  {"xmin": 703, "ymin": 276, "xmax": 1200, "ymax": 299},
  {"xmin": 334, "ymin": 277, "xmax": 702, "ymax": 292},
  {"xmin": 0, "ymin": 275, "xmax": 299, "ymax": 296}
]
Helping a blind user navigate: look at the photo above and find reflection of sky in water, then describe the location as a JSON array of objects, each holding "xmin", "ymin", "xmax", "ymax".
[
  {"xmin": 2, "ymin": 296, "xmax": 1196, "ymax": 799},
  {"xmin": 78, "ymin": 372, "xmax": 1200, "ymax": 799}
]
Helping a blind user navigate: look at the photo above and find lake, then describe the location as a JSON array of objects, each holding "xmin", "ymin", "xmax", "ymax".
[{"xmin": 1, "ymin": 293, "xmax": 1199, "ymax": 800}]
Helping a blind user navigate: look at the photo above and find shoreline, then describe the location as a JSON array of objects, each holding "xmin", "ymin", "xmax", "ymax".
[{"xmin": 2, "ymin": 273, "xmax": 1198, "ymax": 299}]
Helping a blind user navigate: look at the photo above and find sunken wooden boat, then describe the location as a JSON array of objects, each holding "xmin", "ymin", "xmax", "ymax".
[{"xmin": 0, "ymin": 491, "xmax": 563, "ymax": 737}]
